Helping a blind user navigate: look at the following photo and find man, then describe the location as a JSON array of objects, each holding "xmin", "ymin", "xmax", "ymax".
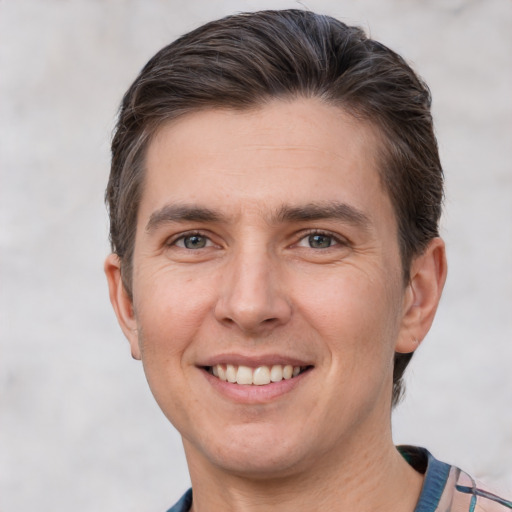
[{"xmin": 104, "ymin": 9, "xmax": 511, "ymax": 512}]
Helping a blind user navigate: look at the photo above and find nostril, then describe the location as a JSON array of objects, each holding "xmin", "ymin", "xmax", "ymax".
[{"xmin": 214, "ymin": 290, "xmax": 292, "ymax": 333}]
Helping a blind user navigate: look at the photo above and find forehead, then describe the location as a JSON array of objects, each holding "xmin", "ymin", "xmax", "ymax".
[{"xmin": 140, "ymin": 98, "xmax": 393, "ymax": 227}]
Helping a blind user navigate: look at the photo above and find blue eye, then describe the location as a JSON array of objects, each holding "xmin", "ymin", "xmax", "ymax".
[
  {"xmin": 296, "ymin": 231, "xmax": 345, "ymax": 250},
  {"xmin": 178, "ymin": 234, "xmax": 209, "ymax": 249},
  {"xmin": 308, "ymin": 233, "xmax": 334, "ymax": 249}
]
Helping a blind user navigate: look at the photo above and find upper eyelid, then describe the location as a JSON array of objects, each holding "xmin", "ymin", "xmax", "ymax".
[
  {"xmin": 165, "ymin": 230, "xmax": 213, "ymax": 246},
  {"xmin": 163, "ymin": 228, "xmax": 349, "ymax": 247},
  {"xmin": 295, "ymin": 228, "xmax": 349, "ymax": 245}
]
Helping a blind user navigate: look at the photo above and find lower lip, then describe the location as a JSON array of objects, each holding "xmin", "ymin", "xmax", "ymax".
[{"xmin": 201, "ymin": 368, "xmax": 310, "ymax": 404}]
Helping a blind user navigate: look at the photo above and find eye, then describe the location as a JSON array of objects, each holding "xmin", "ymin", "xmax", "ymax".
[
  {"xmin": 296, "ymin": 231, "xmax": 343, "ymax": 249},
  {"xmin": 174, "ymin": 234, "xmax": 211, "ymax": 249},
  {"xmin": 308, "ymin": 233, "xmax": 334, "ymax": 249}
]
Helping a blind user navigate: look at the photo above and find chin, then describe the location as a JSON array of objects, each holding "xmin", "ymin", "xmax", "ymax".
[
  {"xmin": 186, "ymin": 425, "xmax": 312, "ymax": 479},
  {"xmin": 211, "ymin": 448, "xmax": 305, "ymax": 480}
]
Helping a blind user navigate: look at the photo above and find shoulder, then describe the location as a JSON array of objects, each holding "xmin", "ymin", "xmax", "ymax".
[
  {"xmin": 451, "ymin": 471, "xmax": 512, "ymax": 512},
  {"xmin": 397, "ymin": 446, "xmax": 512, "ymax": 512},
  {"xmin": 166, "ymin": 488, "xmax": 193, "ymax": 512}
]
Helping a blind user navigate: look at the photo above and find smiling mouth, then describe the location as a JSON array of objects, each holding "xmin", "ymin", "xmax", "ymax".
[{"xmin": 204, "ymin": 364, "xmax": 312, "ymax": 386}]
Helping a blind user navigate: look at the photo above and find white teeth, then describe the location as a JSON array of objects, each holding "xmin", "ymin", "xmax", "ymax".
[
  {"xmin": 226, "ymin": 364, "xmax": 237, "ymax": 383},
  {"xmin": 210, "ymin": 364, "xmax": 305, "ymax": 385},
  {"xmin": 253, "ymin": 366, "xmax": 271, "ymax": 386},
  {"xmin": 217, "ymin": 365, "xmax": 227, "ymax": 381},
  {"xmin": 236, "ymin": 365, "xmax": 253, "ymax": 385},
  {"xmin": 270, "ymin": 365, "xmax": 283, "ymax": 382}
]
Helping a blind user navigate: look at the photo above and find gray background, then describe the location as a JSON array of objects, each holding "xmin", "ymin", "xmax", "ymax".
[{"xmin": 1, "ymin": 0, "xmax": 511, "ymax": 510}]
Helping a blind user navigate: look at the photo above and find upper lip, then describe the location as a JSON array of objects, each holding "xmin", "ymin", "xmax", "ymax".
[{"xmin": 197, "ymin": 353, "xmax": 313, "ymax": 368}]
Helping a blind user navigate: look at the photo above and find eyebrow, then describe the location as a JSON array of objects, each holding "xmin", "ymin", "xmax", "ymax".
[
  {"xmin": 145, "ymin": 204, "xmax": 224, "ymax": 233},
  {"xmin": 145, "ymin": 201, "xmax": 371, "ymax": 233},
  {"xmin": 273, "ymin": 202, "xmax": 371, "ymax": 229}
]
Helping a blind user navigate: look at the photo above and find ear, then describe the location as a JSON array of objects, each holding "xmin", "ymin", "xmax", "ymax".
[
  {"xmin": 395, "ymin": 237, "xmax": 447, "ymax": 354},
  {"xmin": 104, "ymin": 253, "xmax": 142, "ymax": 360}
]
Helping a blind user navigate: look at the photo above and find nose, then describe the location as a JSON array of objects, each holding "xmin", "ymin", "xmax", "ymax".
[{"xmin": 214, "ymin": 246, "xmax": 292, "ymax": 335}]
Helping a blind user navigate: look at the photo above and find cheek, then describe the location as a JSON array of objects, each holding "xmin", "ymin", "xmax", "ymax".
[
  {"xmin": 295, "ymin": 268, "xmax": 402, "ymax": 359},
  {"xmin": 133, "ymin": 268, "xmax": 216, "ymax": 359},
  {"xmin": 132, "ymin": 275, "xmax": 215, "ymax": 424}
]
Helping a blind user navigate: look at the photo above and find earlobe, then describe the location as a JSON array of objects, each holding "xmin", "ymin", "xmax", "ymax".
[
  {"xmin": 395, "ymin": 238, "xmax": 447, "ymax": 354},
  {"xmin": 104, "ymin": 253, "xmax": 142, "ymax": 360}
]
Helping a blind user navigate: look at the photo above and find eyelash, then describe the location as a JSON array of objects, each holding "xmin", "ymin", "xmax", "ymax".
[
  {"xmin": 165, "ymin": 229, "xmax": 349, "ymax": 250},
  {"xmin": 296, "ymin": 229, "xmax": 348, "ymax": 249},
  {"xmin": 166, "ymin": 231, "xmax": 213, "ymax": 248}
]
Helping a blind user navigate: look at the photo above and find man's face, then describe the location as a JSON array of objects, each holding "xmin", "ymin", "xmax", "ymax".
[{"xmin": 116, "ymin": 99, "xmax": 416, "ymax": 477}]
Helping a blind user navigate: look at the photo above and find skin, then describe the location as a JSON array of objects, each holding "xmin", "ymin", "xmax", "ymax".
[{"xmin": 105, "ymin": 98, "xmax": 447, "ymax": 512}]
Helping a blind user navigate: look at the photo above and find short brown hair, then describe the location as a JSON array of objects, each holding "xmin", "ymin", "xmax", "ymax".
[{"xmin": 106, "ymin": 9, "xmax": 443, "ymax": 406}]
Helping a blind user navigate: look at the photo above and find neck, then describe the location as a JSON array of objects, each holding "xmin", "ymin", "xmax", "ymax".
[{"xmin": 184, "ymin": 428, "xmax": 423, "ymax": 512}]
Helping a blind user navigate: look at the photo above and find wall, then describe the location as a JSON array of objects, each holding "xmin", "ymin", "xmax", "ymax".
[{"xmin": 1, "ymin": 1, "xmax": 511, "ymax": 510}]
